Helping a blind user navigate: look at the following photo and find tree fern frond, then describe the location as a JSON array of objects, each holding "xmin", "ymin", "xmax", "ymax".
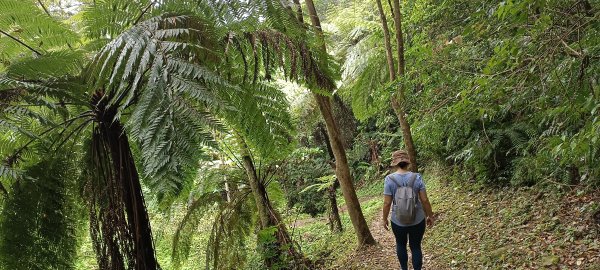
[
  {"xmin": 0, "ymin": 164, "xmax": 20, "ymax": 181},
  {"xmin": 79, "ymin": 0, "xmax": 151, "ymax": 42},
  {"xmin": 205, "ymin": 191, "xmax": 254, "ymax": 270},
  {"xmin": 0, "ymin": 0, "xmax": 79, "ymax": 61},
  {"xmin": 0, "ymin": 75, "xmax": 82, "ymax": 105},
  {"xmin": 171, "ymin": 191, "xmax": 223, "ymax": 268},
  {"xmin": 5, "ymin": 50, "xmax": 85, "ymax": 79},
  {"xmin": 222, "ymin": 82, "xmax": 295, "ymax": 160}
]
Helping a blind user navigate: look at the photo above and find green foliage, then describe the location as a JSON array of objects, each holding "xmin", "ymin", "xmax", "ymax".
[
  {"xmin": 80, "ymin": 0, "xmax": 151, "ymax": 43},
  {"xmin": 5, "ymin": 50, "xmax": 85, "ymax": 79},
  {"xmin": 279, "ymin": 147, "xmax": 330, "ymax": 217},
  {"xmin": 328, "ymin": 1, "xmax": 392, "ymax": 120},
  {"xmin": 171, "ymin": 164, "xmax": 255, "ymax": 270},
  {"xmin": 301, "ymin": 174, "xmax": 336, "ymax": 193},
  {"xmin": 330, "ymin": 0, "xmax": 600, "ymax": 187},
  {"xmin": 0, "ymin": 0, "xmax": 80, "ymax": 62},
  {"xmin": 0, "ymin": 154, "xmax": 82, "ymax": 270},
  {"xmin": 223, "ymin": 82, "xmax": 295, "ymax": 161},
  {"xmin": 256, "ymin": 226, "xmax": 283, "ymax": 269}
]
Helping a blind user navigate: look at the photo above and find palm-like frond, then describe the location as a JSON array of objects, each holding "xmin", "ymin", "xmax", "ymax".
[
  {"xmin": 337, "ymin": 28, "xmax": 391, "ymax": 120},
  {"xmin": 223, "ymin": 82, "xmax": 295, "ymax": 160},
  {"xmin": 0, "ymin": 0, "xmax": 79, "ymax": 61},
  {"xmin": 225, "ymin": 29, "xmax": 339, "ymax": 91},
  {"xmin": 172, "ymin": 165, "xmax": 254, "ymax": 270},
  {"xmin": 85, "ymin": 14, "xmax": 230, "ymax": 202},
  {"xmin": 5, "ymin": 50, "xmax": 85, "ymax": 79},
  {"xmin": 80, "ymin": 0, "xmax": 152, "ymax": 44}
]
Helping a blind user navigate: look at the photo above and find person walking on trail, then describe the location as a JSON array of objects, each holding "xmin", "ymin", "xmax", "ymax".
[{"xmin": 382, "ymin": 150, "xmax": 434, "ymax": 270}]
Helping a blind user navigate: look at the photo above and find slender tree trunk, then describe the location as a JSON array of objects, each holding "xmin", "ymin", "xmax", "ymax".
[
  {"xmin": 376, "ymin": 0, "xmax": 396, "ymax": 81},
  {"xmin": 238, "ymin": 138, "xmax": 309, "ymax": 269},
  {"xmin": 313, "ymin": 94, "xmax": 375, "ymax": 245},
  {"xmin": 379, "ymin": 0, "xmax": 419, "ymax": 172},
  {"xmin": 391, "ymin": 100, "xmax": 418, "ymax": 172},
  {"xmin": 391, "ymin": 0, "xmax": 406, "ymax": 76},
  {"xmin": 319, "ymin": 124, "xmax": 343, "ymax": 233},
  {"xmin": 292, "ymin": 0, "xmax": 304, "ymax": 23},
  {"xmin": 327, "ymin": 181, "xmax": 343, "ymax": 233},
  {"xmin": 304, "ymin": 0, "xmax": 376, "ymax": 247}
]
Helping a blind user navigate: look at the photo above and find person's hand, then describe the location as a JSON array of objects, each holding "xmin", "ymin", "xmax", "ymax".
[
  {"xmin": 383, "ymin": 220, "xmax": 389, "ymax": 231},
  {"xmin": 426, "ymin": 216, "xmax": 434, "ymax": 228}
]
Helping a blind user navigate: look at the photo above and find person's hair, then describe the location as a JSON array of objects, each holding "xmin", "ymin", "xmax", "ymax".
[{"xmin": 397, "ymin": 162, "xmax": 410, "ymax": 169}]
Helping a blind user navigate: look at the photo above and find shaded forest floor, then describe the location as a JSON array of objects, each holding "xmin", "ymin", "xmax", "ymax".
[{"xmin": 294, "ymin": 167, "xmax": 600, "ymax": 269}]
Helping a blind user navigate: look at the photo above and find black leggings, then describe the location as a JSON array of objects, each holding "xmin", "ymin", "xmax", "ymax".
[{"xmin": 391, "ymin": 219, "xmax": 426, "ymax": 270}]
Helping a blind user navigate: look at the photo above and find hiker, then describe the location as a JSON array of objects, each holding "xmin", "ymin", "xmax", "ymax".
[{"xmin": 382, "ymin": 150, "xmax": 434, "ymax": 270}]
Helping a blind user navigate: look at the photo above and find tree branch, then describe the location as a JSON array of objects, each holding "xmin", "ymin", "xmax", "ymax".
[
  {"xmin": 133, "ymin": 1, "xmax": 154, "ymax": 26},
  {"xmin": 37, "ymin": 0, "xmax": 51, "ymax": 17},
  {"xmin": 292, "ymin": 0, "xmax": 304, "ymax": 23},
  {"xmin": 0, "ymin": 29, "xmax": 42, "ymax": 56},
  {"xmin": 560, "ymin": 39, "xmax": 583, "ymax": 58}
]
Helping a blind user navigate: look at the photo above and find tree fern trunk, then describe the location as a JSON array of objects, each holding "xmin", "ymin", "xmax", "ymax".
[
  {"xmin": 241, "ymin": 154, "xmax": 271, "ymax": 229},
  {"xmin": 89, "ymin": 92, "xmax": 158, "ymax": 270},
  {"xmin": 103, "ymin": 120, "xmax": 158, "ymax": 270},
  {"xmin": 328, "ymin": 181, "xmax": 343, "ymax": 233}
]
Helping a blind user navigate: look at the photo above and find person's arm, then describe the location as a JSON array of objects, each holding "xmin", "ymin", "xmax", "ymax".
[
  {"xmin": 382, "ymin": 195, "xmax": 393, "ymax": 231},
  {"xmin": 419, "ymin": 190, "xmax": 434, "ymax": 227}
]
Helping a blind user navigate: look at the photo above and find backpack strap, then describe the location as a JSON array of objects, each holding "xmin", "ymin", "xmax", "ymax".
[
  {"xmin": 408, "ymin": 173, "xmax": 418, "ymax": 189},
  {"xmin": 389, "ymin": 174, "xmax": 402, "ymax": 188},
  {"xmin": 408, "ymin": 173, "xmax": 420, "ymax": 203},
  {"xmin": 389, "ymin": 175, "xmax": 402, "ymax": 205}
]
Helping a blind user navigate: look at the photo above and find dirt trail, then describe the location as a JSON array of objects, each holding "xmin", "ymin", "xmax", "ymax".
[{"xmin": 329, "ymin": 212, "xmax": 433, "ymax": 270}]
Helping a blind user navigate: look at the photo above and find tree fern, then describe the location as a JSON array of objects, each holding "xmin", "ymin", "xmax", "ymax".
[
  {"xmin": 83, "ymin": 14, "xmax": 233, "ymax": 205},
  {"xmin": 0, "ymin": 152, "xmax": 82, "ymax": 270},
  {"xmin": 172, "ymin": 164, "xmax": 255, "ymax": 270},
  {"xmin": 5, "ymin": 50, "xmax": 85, "ymax": 79},
  {"xmin": 0, "ymin": 0, "xmax": 79, "ymax": 61},
  {"xmin": 80, "ymin": 0, "xmax": 152, "ymax": 43},
  {"xmin": 85, "ymin": 12, "xmax": 322, "ymax": 200}
]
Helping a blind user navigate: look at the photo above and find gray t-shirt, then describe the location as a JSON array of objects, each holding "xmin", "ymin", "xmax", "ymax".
[{"xmin": 383, "ymin": 172, "xmax": 426, "ymax": 227}]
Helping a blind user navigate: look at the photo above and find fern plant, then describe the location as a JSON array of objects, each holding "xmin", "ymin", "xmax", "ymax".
[
  {"xmin": 0, "ymin": 149, "xmax": 83, "ymax": 270},
  {"xmin": 171, "ymin": 163, "xmax": 255, "ymax": 270}
]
